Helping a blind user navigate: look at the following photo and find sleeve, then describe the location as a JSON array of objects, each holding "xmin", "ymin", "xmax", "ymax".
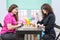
[
  {"xmin": 45, "ymin": 15, "xmax": 55, "ymax": 30},
  {"xmin": 37, "ymin": 20, "xmax": 43, "ymax": 24},
  {"xmin": 4, "ymin": 16, "xmax": 12, "ymax": 25},
  {"xmin": 42, "ymin": 18, "xmax": 48, "ymax": 26},
  {"xmin": 54, "ymin": 23, "xmax": 60, "ymax": 29}
]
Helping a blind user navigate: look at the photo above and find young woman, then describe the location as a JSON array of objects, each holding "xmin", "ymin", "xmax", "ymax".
[
  {"xmin": 1, "ymin": 4, "xmax": 24, "ymax": 40},
  {"xmin": 37, "ymin": 3, "xmax": 56, "ymax": 40}
]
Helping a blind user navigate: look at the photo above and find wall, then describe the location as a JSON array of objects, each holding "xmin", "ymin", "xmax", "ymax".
[
  {"xmin": 52, "ymin": 0, "xmax": 60, "ymax": 25},
  {"xmin": 0, "ymin": 0, "xmax": 60, "ymax": 26},
  {"xmin": 0, "ymin": 0, "xmax": 7, "ymax": 25}
]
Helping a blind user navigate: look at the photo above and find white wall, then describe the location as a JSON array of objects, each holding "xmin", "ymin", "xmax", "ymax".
[
  {"xmin": 0, "ymin": 0, "xmax": 60, "ymax": 26},
  {"xmin": 52, "ymin": 0, "xmax": 60, "ymax": 25},
  {"xmin": 0, "ymin": 0, "xmax": 41, "ymax": 25},
  {"xmin": 0, "ymin": 0, "xmax": 7, "ymax": 25},
  {"xmin": 52, "ymin": 0, "xmax": 60, "ymax": 37}
]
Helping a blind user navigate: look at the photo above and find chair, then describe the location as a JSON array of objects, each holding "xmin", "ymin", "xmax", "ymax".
[
  {"xmin": 54, "ymin": 23, "xmax": 60, "ymax": 40},
  {"xmin": 0, "ymin": 23, "xmax": 2, "ymax": 27},
  {"xmin": 55, "ymin": 33, "xmax": 60, "ymax": 40},
  {"xmin": 0, "ymin": 23, "xmax": 2, "ymax": 40}
]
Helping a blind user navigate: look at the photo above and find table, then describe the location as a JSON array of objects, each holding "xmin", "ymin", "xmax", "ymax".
[{"xmin": 16, "ymin": 29, "xmax": 43, "ymax": 40}]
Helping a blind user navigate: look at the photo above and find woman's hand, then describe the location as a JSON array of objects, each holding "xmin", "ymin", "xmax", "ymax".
[
  {"xmin": 17, "ymin": 23, "xmax": 24, "ymax": 27},
  {"xmin": 37, "ymin": 24, "xmax": 45, "ymax": 28},
  {"xmin": 30, "ymin": 22, "xmax": 36, "ymax": 27},
  {"xmin": 17, "ymin": 23, "xmax": 21, "ymax": 27}
]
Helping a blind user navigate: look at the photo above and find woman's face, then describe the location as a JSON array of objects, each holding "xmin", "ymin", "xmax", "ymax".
[
  {"xmin": 12, "ymin": 7, "xmax": 18, "ymax": 15},
  {"xmin": 42, "ymin": 9, "xmax": 47, "ymax": 14}
]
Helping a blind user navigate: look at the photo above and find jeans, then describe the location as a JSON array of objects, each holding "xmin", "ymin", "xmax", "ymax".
[
  {"xmin": 1, "ymin": 32, "xmax": 24, "ymax": 40},
  {"xmin": 43, "ymin": 34, "xmax": 56, "ymax": 40}
]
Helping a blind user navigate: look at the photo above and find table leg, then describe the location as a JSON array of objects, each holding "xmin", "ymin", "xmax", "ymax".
[
  {"xmin": 16, "ymin": 33, "xmax": 24, "ymax": 40},
  {"xmin": 28, "ymin": 34, "xmax": 31, "ymax": 40},
  {"xmin": 25, "ymin": 34, "xmax": 28, "ymax": 40}
]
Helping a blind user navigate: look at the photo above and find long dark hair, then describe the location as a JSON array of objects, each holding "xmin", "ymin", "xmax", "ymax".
[
  {"xmin": 41, "ymin": 3, "xmax": 54, "ymax": 19},
  {"xmin": 8, "ymin": 4, "xmax": 18, "ymax": 21}
]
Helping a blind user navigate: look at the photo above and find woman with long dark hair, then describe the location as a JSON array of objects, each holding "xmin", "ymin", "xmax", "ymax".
[
  {"xmin": 37, "ymin": 3, "xmax": 56, "ymax": 40},
  {"xmin": 1, "ymin": 4, "xmax": 24, "ymax": 40}
]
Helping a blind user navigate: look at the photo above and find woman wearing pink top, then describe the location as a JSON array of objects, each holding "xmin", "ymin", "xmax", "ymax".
[{"xmin": 1, "ymin": 4, "xmax": 24, "ymax": 40}]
